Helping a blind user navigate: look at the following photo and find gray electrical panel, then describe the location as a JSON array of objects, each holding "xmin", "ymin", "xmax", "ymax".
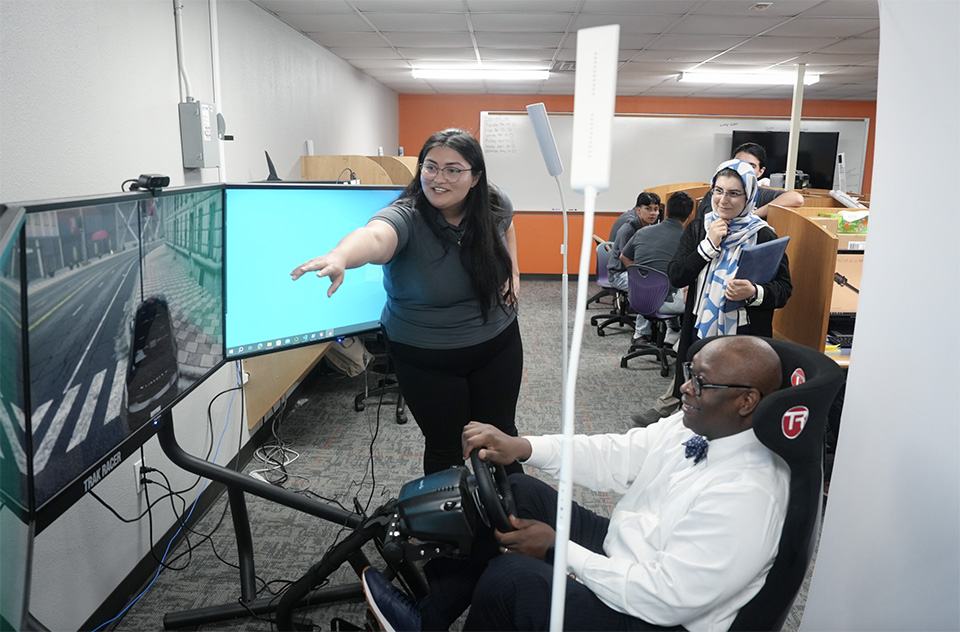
[{"xmin": 178, "ymin": 101, "xmax": 219, "ymax": 168}]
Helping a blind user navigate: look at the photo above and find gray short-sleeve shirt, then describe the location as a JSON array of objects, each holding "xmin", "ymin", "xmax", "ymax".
[{"xmin": 371, "ymin": 188, "xmax": 516, "ymax": 348}]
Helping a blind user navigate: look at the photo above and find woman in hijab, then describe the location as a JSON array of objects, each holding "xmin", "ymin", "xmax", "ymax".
[{"xmin": 666, "ymin": 158, "xmax": 792, "ymax": 394}]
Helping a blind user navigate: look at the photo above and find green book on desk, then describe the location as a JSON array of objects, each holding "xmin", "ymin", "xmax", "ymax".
[{"xmin": 724, "ymin": 236, "xmax": 790, "ymax": 311}]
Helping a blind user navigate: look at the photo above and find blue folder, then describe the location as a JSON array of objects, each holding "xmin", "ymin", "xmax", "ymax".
[{"xmin": 724, "ymin": 235, "xmax": 790, "ymax": 311}]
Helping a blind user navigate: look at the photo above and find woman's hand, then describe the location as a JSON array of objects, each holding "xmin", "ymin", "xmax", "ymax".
[
  {"xmin": 707, "ymin": 217, "xmax": 730, "ymax": 248},
  {"xmin": 496, "ymin": 515, "xmax": 555, "ymax": 560},
  {"xmin": 503, "ymin": 273, "xmax": 520, "ymax": 306},
  {"xmin": 725, "ymin": 278, "xmax": 757, "ymax": 302},
  {"xmin": 290, "ymin": 252, "xmax": 347, "ymax": 297},
  {"xmin": 462, "ymin": 421, "xmax": 531, "ymax": 464}
]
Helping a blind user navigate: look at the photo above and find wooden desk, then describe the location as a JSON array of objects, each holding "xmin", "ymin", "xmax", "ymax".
[{"xmin": 241, "ymin": 343, "xmax": 330, "ymax": 430}]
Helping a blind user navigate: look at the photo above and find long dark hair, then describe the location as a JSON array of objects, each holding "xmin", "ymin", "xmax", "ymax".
[{"xmin": 400, "ymin": 128, "xmax": 514, "ymax": 320}]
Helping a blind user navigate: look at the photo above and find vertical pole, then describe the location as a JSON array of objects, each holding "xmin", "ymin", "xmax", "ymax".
[{"xmin": 785, "ymin": 63, "xmax": 807, "ymax": 191}]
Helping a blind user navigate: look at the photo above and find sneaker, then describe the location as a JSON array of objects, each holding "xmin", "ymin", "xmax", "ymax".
[
  {"xmin": 362, "ymin": 567, "xmax": 421, "ymax": 632},
  {"xmin": 664, "ymin": 329, "xmax": 680, "ymax": 346},
  {"xmin": 630, "ymin": 409, "xmax": 662, "ymax": 428}
]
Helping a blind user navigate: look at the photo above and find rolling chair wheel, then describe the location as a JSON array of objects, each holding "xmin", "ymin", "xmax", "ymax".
[
  {"xmin": 397, "ymin": 411, "xmax": 407, "ymax": 424},
  {"xmin": 597, "ymin": 327, "xmax": 605, "ymax": 337},
  {"xmin": 660, "ymin": 365, "xmax": 670, "ymax": 378},
  {"xmin": 620, "ymin": 358, "xmax": 628, "ymax": 368}
]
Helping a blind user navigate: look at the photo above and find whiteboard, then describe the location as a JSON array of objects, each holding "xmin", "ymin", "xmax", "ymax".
[{"xmin": 481, "ymin": 111, "xmax": 869, "ymax": 213}]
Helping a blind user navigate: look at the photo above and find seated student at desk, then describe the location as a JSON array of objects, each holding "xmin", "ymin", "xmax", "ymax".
[
  {"xmin": 608, "ymin": 192, "xmax": 660, "ymax": 292},
  {"xmin": 619, "ymin": 191, "xmax": 695, "ymax": 343},
  {"xmin": 608, "ymin": 191, "xmax": 661, "ymax": 242},
  {"xmin": 361, "ymin": 335, "xmax": 788, "ymax": 632},
  {"xmin": 694, "ymin": 143, "xmax": 804, "ymax": 220}
]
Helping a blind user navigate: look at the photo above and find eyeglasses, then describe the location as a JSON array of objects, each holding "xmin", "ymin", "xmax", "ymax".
[
  {"xmin": 711, "ymin": 187, "xmax": 745, "ymax": 200},
  {"xmin": 420, "ymin": 163, "xmax": 474, "ymax": 182},
  {"xmin": 682, "ymin": 362, "xmax": 759, "ymax": 397}
]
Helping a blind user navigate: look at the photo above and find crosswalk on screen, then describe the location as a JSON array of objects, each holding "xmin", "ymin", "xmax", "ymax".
[
  {"xmin": 224, "ymin": 185, "xmax": 403, "ymax": 359},
  {"xmin": 20, "ymin": 186, "xmax": 224, "ymax": 523}
]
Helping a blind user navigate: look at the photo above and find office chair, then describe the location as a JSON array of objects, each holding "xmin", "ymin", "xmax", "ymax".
[
  {"xmin": 688, "ymin": 336, "xmax": 844, "ymax": 631},
  {"xmin": 620, "ymin": 265, "xmax": 676, "ymax": 377},
  {"xmin": 587, "ymin": 241, "xmax": 617, "ymax": 308},
  {"xmin": 589, "ymin": 242, "xmax": 635, "ymax": 336},
  {"xmin": 354, "ymin": 331, "xmax": 407, "ymax": 424}
]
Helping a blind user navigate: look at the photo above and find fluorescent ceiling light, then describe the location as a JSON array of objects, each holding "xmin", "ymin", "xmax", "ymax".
[
  {"xmin": 411, "ymin": 69, "xmax": 550, "ymax": 81},
  {"xmin": 678, "ymin": 71, "xmax": 820, "ymax": 86}
]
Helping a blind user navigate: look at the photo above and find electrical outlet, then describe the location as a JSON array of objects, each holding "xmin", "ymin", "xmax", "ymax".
[{"xmin": 133, "ymin": 459, "xmax": 144, "ymax": 494}]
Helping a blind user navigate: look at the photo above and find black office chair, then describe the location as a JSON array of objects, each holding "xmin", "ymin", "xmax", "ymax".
[
  {"xmin": 589, "ymin": 242, "xmax": 634, "ymax": 336},
  {"xmin": 354, "ymin": 331, "xmax": 407, "ymax": 424},
  {"xmin": 688, "ymin": 336, "xmax": 844, "ymax": 631},
  {"xmin": 620, "ymin": 265, "xmax": 676, "ymax": 376}
]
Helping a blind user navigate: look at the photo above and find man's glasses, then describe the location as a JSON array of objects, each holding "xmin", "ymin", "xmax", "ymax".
[
  {"xmin": 682, "ymin": 362, "xmax": 760, "ymax": 397},
  {"xmin": 711, "ymin": 187, "xmax": 745, "ymax": 200},
  {"xmin": 421, "ymin": 163, "xmax": 474, "ymax": 182}
]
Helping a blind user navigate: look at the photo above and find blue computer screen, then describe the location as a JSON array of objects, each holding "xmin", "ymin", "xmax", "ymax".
[{"xmin": 223, "ymin": 185, "xmax": 402, "ymax": 359}]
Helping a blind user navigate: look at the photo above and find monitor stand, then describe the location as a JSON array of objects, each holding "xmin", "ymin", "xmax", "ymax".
[{"xmin": 156, "ymin": 411, "xmax": 373, "ymax": 629}]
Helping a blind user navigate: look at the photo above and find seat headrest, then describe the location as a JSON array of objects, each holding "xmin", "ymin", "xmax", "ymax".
[{"xmin": 687, "ymin": 336, "xmax": 844, "ymax": 467}]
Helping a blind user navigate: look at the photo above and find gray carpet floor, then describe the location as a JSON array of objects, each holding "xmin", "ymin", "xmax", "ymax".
[{"xmin": 110, "ymin": 278, "xmax": 815, "ymax": 631}]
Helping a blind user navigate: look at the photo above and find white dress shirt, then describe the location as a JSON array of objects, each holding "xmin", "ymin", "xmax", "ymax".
[{"xmin": 524, "ymin": 412, "xmax": 790, "ymax": 632}]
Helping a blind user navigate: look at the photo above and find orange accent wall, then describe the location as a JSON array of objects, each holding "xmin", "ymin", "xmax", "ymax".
[{"xmin": 399, "ymin": 94, "xmax": 876, "ymax": 276}]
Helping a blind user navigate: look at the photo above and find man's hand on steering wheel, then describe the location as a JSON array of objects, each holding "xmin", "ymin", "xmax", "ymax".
[
  {"xmin": 496, "ymin": 515, "xmax": 556, "ymax": 561},
  {"xmin": 462, "ymin": 421, "xmax": 532, "ymax": 464}
]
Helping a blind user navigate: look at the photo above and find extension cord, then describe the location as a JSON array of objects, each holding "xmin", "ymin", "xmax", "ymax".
[{"xmin": 249, "ymin": 471, "xmax": 266, "ymax": 482}]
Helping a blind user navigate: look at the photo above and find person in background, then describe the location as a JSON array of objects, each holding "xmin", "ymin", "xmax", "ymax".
[
  {"xmin": 291, "ymin": 128, "xmax": 524, "ymax": 476},
  {"xmin": 633, "ymin": 159, "xmax": 792, "ymax": 428},
  {"xmin": 695, "ymin": 143, "xmax": 804, "ymax": 219},
  {"xmin": 619, "ymin": 191, "xmax": 694, "ymax": 344},
  {"xmin": 362, "ymin": 335, "xmax": 787, "ymax": 632},
  {"xmin": 607, "ymin": 192, "xmax": 660, "ymax": 293},
  {"xmin": 608, "ymin": 191, "xmax": 661, "ymax": 242}
]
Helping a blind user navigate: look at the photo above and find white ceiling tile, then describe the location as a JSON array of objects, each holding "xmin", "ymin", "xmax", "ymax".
[
  {"xmin": 734, "ymin": 36, "xmax": 844, "ymax": 54},
  {"xmin": 799, "ymin": 0, "xmax": 879, "ymax": 19},
  {"xmin": 580, "ymin": 0, "xmax": 698, "ymax": 15},
  {"xmin": 471, "ymin": 13, "xmax": 575, "ymax": 31},
  {"xmin": 279, "ymin": 12, "xmax": 371, "ymax": 32},
  {"xmin": 365, "ymin": 13, "xmax": 468, "ymax": 32},
  {"xmin": 670, "ymin": 15, "xmax": 790, "ymax": 37},
  {"xmin": 765, "ymin": 18, "xmax": 880, "ymax": 38},
  {"xmin": 474, "ymin": 32, "xmax": 566, "ymax": 48},
  {"xmin": 257, "ymin": 0, "xmax": 881, "ymax": 98},
  {"xmin": 384, "ymin": 32, "xmax": 476, "ymax": 47},
  {"xmin": 309, "ymin": 32, "xmax": 390, "ymax": 47},
  {"xmin": 465, "ymin": 0, "xmax": 584, "ymax": 12},
  {"xmin": 571, "ymin": 15, "xmax": 680, "ymax": 33},
  {"xmin": 253, "ymin": 0, "xmax": 354, "ymax": 15},
  {"xmin": 648, "ymin": 34, "xmax": 751, "ymax": 51}
]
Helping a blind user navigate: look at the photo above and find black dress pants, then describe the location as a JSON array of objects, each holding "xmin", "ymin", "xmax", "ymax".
[
  {"xmin": 420, "ymin": 474, "xmax": 685, "ymax": 631},
  {"xmin": 387, "ymin": 318, "xmax": 523, "ymax": 475}
]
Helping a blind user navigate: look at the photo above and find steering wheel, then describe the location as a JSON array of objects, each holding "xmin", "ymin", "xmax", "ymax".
[{"xmin": 469, "ymin": 449, "xmax": 517, "ymax": 533}]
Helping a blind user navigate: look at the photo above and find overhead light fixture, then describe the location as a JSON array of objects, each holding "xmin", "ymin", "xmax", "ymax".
[
  {"xmin": 411, "ymin": 69, "xmax": 550, "ymax": 81},
  {"xmin": 678, "ymin": 71, "xmax": 820, "ymax": 86}
]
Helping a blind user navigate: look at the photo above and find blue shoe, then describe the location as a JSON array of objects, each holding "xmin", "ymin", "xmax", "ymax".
[{"xmin": 362, "ymin": 567, "xmax": 421, "ymax": 632}]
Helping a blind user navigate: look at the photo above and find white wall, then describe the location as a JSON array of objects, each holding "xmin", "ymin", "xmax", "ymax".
[
  {"xmin": 0, "ymin": 1, "xmax": 398, "ymax": 629},
  {"xmin": 801, "ymin": 1, "xmax": 960, "ymax": 629}
]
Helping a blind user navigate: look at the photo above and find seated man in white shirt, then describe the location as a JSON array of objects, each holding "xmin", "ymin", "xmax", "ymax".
[{"xmin": 362, "ymin": 335, "xmax": 787, "ymax": 632}]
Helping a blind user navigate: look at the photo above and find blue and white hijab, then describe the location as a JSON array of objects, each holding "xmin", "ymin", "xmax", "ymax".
[{"xmin": 693, "ymin": 159, "xmax": 767, "ymax": 338}]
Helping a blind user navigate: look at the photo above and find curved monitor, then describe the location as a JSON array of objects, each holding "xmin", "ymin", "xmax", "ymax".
[
  {"xmin": 11, "ymin": 185, "xmax": 225, "ymax": 530},
  {"xmin": 223, "ymin": 184, "xmax": 403, "ymax": 360}
]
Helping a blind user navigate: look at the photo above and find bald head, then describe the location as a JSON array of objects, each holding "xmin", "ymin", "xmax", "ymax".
[
  {"xmin": 705, "ymin": 336, "xmax": 782, "ymax": 397},
  {"xmin": 681, "ymin": 336, "xmax": 782, "ymax": 439}
]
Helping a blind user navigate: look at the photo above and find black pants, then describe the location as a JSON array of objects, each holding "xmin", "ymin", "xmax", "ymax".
[
  {"xmin": 387, "ymin": 318, "xmax": 523, "ymax": 475},
  {"xmin": 420, "ymin": 475, "xmax": 685, "ymax": 631}
]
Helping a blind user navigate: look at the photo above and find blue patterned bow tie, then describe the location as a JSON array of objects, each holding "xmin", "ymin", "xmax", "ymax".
[{"xmin": 683, "ymin": 435, "xmax": 709, "ymax": 465}]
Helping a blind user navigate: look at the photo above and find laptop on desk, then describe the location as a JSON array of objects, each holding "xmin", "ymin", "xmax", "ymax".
[{"xmin": 827, "ymin": 250, "xmax": 864, "ymax": 348}]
